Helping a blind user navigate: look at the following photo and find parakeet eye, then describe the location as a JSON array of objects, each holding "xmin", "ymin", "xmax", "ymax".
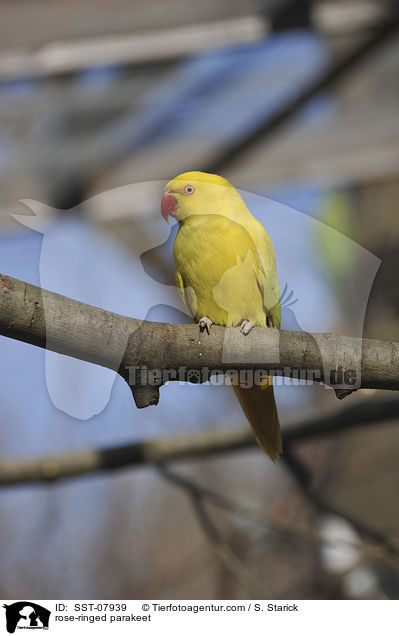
[{"xmin": 184, "ymin": 185, "xmax": 195, "ymax": 195}]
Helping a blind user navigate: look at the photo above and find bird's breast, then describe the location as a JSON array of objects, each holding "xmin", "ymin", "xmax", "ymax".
[{"xmin": 173, "ymin": 214, "xmax": 266, "ymax": 327}]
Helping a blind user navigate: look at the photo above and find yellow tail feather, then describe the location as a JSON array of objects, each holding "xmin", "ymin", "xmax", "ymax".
[{"xmin": 233, "ymin": 379, "xmax": 282, "ymax": 462}]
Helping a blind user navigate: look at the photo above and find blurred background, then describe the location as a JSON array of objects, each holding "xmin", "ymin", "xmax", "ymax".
[{"xmin": 0, "ymin": 0, "xmax": 398, "ymax": 600}]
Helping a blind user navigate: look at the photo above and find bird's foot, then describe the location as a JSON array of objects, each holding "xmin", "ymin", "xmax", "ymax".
[
  {"xmin": 199, "ymin": 316, "xmax": 213, "ymax": 335},
  {"xmin": 240, "ymin": 320, "xmax": 254, "ymax": 335}
]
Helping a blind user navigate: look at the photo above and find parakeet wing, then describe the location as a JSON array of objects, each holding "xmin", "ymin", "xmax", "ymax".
[{"xmin": 244, "ymin": 217, "xmax": 281, "ymax": 329}]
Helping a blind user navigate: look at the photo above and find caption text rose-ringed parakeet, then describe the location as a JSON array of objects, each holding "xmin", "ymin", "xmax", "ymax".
[{"xmin": 161, "ymin": 171, "xmax": 282, "ymax": 461}]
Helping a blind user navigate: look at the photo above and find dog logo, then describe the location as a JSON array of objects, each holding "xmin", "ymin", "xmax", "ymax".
[{"xmin": 3, "ymin": 602, "xmax": 50, "ymax": 633}]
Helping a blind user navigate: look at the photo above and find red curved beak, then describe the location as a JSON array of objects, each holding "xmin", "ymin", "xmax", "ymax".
[{"xmin": 161, "ymin": 193, "xmax": 177, "ymax": 223}]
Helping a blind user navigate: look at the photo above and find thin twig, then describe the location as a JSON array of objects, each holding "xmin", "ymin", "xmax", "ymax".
[
  {"xmin": 158, "ymin": 463, "xmax": 399, "ymax": 570},
  {"xmin": 192, "ymin": 495, "xmax": 269, "ymax": 598},
  {"xmin": 282, "ymin": 450, "xmax": 399, "ymax": 562},
  {"xmin": 158, "ymin": 464, "xmax": 269, "ymax": 598}
]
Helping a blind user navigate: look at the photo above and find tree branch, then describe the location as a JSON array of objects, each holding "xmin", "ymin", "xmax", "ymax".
[
  {"xmin": 2, "ymin": 273, "xmax": 398, "ymax": 585},
  {"xmin": 0, "ymin": 395, "xmax": 398, "ymax": 487},
  {"xmin": 0, "ymin": 429, "xmax": 255, "ymax": 486},
  {"xmin": 1, "ymin": 274, "xmax": 398, "ymax": 405}
]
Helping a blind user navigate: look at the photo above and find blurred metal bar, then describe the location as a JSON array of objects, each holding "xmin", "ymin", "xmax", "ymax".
[
  {"xmin": 0, "ymin": 2, "xmax": 390, "ymax": 82},
  {"xmin": 205, "ymin": 17, "xmax": 399, "ymax": 174},
  {"xmin": 315, "ymin": 0, "xmax": 388, "ymax": 35},
  {"xmin": 0, "ymin": 15, "xmax": 268, "ymax": 82},
  {"xmin": 228, "ymin": 106, "xmax": 399, "ymax": 188}
]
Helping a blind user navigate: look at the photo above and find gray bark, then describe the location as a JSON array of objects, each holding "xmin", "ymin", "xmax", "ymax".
[{"xmin": 1, "ymin": 273, "xmax": 398, "ymax": 408}]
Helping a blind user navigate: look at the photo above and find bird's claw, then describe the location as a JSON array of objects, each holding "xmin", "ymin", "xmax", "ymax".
[
  {"xmin": 199, "ymin": 316, "xmax": 213, "ymax": 335},
  {"xmin": 240, "ymin": 320, "xmax": 254, "ymax": 335}
]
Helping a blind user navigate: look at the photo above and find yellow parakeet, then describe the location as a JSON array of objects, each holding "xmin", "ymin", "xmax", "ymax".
[{"xmin": 161, "ymin": 171, "xmax": 282, "ymax": 461}]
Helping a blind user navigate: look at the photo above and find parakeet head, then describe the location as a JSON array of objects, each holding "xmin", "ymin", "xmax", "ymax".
[{"xmin": 161, "ymin": 171, "xmax": 239, "ymax": 223}]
